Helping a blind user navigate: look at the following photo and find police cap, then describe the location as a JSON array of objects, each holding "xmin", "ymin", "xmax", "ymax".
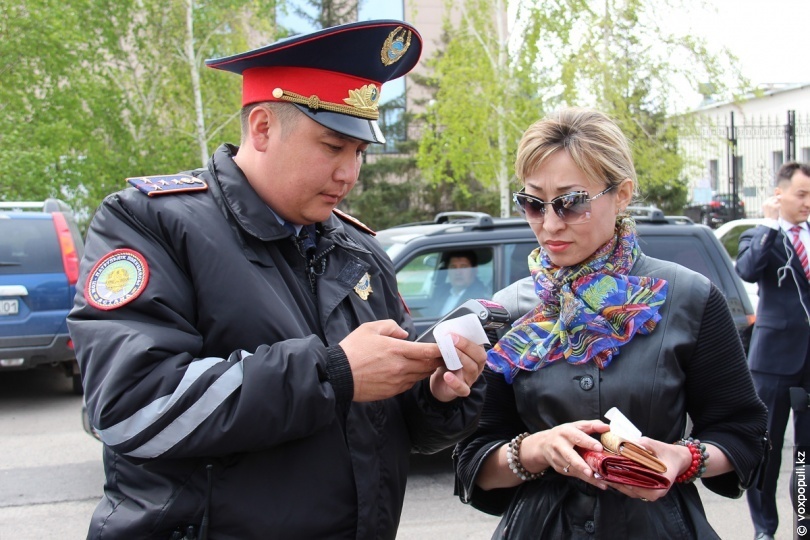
[{"xmin": 205, "ymin": 20, "xmax": 422, "ymax": 144}]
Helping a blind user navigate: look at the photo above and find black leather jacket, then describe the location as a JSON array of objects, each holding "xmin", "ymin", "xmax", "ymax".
[
  {"xmin": 455, "ymin": 256, "xmax": 767, "ymax": 539},
  {"xmin": 69, "ymin": 144, "xmax": 484, "ymax": 539}
]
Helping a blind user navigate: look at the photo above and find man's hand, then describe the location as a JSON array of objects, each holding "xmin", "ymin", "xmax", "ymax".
[
  {"xmin": 340, "ymin": 320, "xmax": 443, "ymax": 402},
  {"xmin": 763, "ymin": 194, "xmax": 780, "ymax": 220},
  {"xmin": 428, "ymin": 334, "xmax": 487, "ymax": 402}
]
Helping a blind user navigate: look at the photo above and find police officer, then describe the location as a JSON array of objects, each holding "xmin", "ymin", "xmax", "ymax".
[{"xmin": 68, "ymin": 20, "xmax": 487, "ymax": 539}]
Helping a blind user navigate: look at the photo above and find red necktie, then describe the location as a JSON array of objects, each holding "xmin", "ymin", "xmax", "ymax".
[{"xmin": 790, "ymin": 225, "xmax": 810, "ymax": 280}]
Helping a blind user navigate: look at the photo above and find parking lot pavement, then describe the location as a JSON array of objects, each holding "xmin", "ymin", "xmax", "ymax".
[
  {"xmin": 396, "ymin": 454, "xmax": 500, "ymax": 540},
  {"xmin": 0, "ymin": 369, "xmax": 103, "ymax": 540},
  {"xmin": 0, "ymin": 368, "xmax": 798, "ymax": 540}
]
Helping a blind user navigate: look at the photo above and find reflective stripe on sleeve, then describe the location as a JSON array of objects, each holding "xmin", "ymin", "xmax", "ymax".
[{"xmin": 98, "ymin": 354, "xmax": 248, "ymax": 456}]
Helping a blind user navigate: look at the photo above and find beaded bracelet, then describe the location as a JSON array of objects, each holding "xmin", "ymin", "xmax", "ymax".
[
  {"xmin": 673, "ymin": 437, "xmax": 709, "ymax": 484},
  {"xmin": 506, "ymin": 432, "xmax": 545, "ymax": 482}
]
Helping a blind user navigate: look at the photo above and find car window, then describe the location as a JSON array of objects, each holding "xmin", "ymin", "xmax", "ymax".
[
  {"xmin": 396, "ymin": 247, "xmax": 494, "ymax": 319},
  {"xmin": 503, "ymin": 242, "xmax": 538, "ymax": 285},
  {"xmin": 0, "ymin": 219, "xmax": 63, "ymax": 275}
]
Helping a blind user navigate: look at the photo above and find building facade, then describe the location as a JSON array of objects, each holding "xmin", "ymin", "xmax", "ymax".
[{"xmin": 680, "ymin": 84, "xmax": 810, "ymax": 217}]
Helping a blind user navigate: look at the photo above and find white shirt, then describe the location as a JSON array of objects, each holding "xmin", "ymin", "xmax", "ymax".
[
  {"xmin": 439, "ymin": 288, "xmax": 466, "ymax": 315},
  {"xmin": 765, "ymin": 218, "xmax": 810, "ymax": 251}
]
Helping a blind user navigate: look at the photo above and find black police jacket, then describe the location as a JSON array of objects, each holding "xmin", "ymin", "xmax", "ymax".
[{"xmin": 68, "ymin": 144, "xmax": 484, "ymax": 539}]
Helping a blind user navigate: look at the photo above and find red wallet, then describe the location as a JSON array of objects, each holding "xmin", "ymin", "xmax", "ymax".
[{"xmin": 576, "ymin": 447, "xmax": 671, "ymax": 489}]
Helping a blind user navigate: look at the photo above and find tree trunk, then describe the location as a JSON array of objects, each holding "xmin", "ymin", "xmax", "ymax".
[
  {"xmin": 186, "ymin": 0, "xmax": 208, "ymax": 167},
  {"xmin": 495, "ymin": 0, "xmax": 511, "ymax": 218}
]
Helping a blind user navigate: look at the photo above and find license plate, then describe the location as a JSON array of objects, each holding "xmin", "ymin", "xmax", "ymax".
[{"xmin": 0, "ymin": 299, "xmax": 19, "ymax": 316}]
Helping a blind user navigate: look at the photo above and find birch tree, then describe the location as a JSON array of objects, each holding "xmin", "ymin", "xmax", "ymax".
[
  {"xmin": 417, "ymin": 0, "xmax": 744, "ymax": 216},
  {"xmin": 547, "ymin": 0, "xmax": 741, "ymax": 210},
  {"xmin": 0, "ymin": 0, "xmax": 284, "ymax": 224},
  {"xmin": 416, "ymin": 0, "xmax": 552, "ymax": 217}
]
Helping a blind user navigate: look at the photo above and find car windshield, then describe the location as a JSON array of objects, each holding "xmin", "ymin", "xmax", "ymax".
[{"xmin": 716, "ymin": 222, "xmax": 761, "ymax": 260}]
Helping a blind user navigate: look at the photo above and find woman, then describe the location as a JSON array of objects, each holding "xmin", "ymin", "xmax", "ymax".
[{"xmin": 454, "ymin": 107, "xmax": 768, "ymax": 539}]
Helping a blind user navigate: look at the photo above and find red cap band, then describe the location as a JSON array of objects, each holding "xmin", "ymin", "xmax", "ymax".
[{"xmin": 242, "ymin": 66, "xmax": 378, "ymax": 108}]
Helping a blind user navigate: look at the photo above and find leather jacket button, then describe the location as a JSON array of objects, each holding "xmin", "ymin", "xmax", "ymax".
[
  {"xmin": 584, "ymin": 520, "xmax": 595, "ymax": 534},
  {"xmin": 579, "ymin": 375, "xmax": 594, "ymax": 391}
]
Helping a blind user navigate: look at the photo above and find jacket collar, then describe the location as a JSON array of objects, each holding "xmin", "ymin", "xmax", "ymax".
[
  {"xmin": 208, "ymin": 143, "xmax": 347, "ymax": 242},
  {"xmin": 777, "ymin": 218, "xmax": 810, "ymax": 235}
]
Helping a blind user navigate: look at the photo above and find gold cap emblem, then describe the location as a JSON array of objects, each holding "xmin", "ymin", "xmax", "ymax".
[
  {"xmin": 343, "ymin": 84, "xmax": 380, "ymax": 113},
  {"xmin": 381, "ymin": 27, "xmax": 412, "ymax": 66}
]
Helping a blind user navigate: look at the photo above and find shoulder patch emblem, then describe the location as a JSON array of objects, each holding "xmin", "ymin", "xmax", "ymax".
[
  {"xmin": 85, "ymin": 249, "xmax": 149, "ymax": 311},
  {"xmin": 333, "ymin": 208, "xmax": 376, "ymax": 236},
  {"xmin": 127, "ymin": 174, "xmax": 208, "ymax": 197}
]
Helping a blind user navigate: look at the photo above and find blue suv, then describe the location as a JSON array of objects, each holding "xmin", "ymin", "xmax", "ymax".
[{"xmin": 0, "ymin": 199, "xmax": 85, "ymax": 393}]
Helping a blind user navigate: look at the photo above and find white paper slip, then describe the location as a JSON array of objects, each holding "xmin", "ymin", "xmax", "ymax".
[
  {"xmin": 432, "ymin": 312, "xmax": 489, "ymax": 370},
  {"xmin": 604, "ymin": 407, "xmax": 643, "ymax": 442}
]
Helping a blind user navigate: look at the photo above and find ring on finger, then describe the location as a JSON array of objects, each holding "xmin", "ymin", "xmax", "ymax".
[
  {"xmin": 640, "ymin": 497, "xmax": 649, "ymax": 502},
  {"xmin": 562, "ymin": 464, "xmax": 570, "ymax": 474}
]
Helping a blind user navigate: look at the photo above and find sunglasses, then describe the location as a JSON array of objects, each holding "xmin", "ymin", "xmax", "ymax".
[{"xmin": 513, "ymin": 185, "xmax": 615, "ymax": 224}]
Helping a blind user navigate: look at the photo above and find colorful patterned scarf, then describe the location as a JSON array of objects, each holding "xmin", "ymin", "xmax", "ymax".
[{"xmin": 487, "ymin": 217, "xmax": 668, "ymax": 383}]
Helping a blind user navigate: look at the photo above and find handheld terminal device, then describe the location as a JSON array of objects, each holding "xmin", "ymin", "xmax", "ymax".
[{"xmin": 416, "ymin": 299, "xmax": 511, "ymax": 343}]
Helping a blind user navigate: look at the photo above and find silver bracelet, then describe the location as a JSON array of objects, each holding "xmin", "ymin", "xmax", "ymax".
[{"xmin": 506, "ymin": 432, "xmax": 545, "ymax": 481}]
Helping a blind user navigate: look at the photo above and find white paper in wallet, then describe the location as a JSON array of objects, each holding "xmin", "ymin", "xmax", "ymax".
[{"xmin": 432, "ymin": 313, "xmax": 489, "ymax": 370}]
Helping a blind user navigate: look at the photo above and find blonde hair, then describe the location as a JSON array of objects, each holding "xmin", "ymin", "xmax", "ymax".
[{"xmin": 515, "ymin": 107, "xmax": 638, "ymax": 195}]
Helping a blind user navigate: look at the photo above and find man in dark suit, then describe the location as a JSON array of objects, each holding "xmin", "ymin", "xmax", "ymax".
[
  {"xmin": 738, "ymin": 161, "xmax": 810, "ymax": 540},
  {"xmin": 435, "ymin": 250, "xmax": 491, "ymax": 315}
]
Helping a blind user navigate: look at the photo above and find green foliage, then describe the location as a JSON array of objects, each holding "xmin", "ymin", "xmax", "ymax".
[
  {"xmin": 347, "ymin": 153, "xmax": 501, "ymax": 230},
  {"xmin": 346, "ymin": 154, "xmax": 429, "ymax": 230},
  {"xmin": 349, "ymin": 90, "xmax": 503, "ymax": 227},
  {"xmin": 416, "ymin": 0, "xmax": 743, "ymax": 218},
  {"xmin": 621, "ymin": 112, "xmax": 689, "ymax": 212},
  {"xmin": 416, "ymin": 0, "xmax": 547, "ymax": 217},
  {"xmin": 0, "ymin": 1, "xmax": 104, "ymax": 207},
  {"xmin": 547, "ymin": 0, "xmax": 741, "ymax": 208},
  {"xmin": 293, "ymin": 0, "xmax": 360, "ymax": 28},
  {"xmin": 0, "ymin": 0, "xmax": 284, "ymax": 229},
  {"xmin": 0, "ymin": 0, "xmax": 746, "ymax": 231}
]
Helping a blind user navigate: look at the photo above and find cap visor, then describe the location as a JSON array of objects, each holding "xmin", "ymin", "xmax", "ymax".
[{"xmin": 294, "ymin": 105, "xmax": 385, "ymax": 144}]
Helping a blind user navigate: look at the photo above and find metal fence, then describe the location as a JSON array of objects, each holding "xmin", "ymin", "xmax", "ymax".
[{"xmin": 679, "ymin": 111, "xmax": 810, "ymax": 217}]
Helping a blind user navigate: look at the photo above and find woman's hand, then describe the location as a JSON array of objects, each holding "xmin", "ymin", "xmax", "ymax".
[
  {"xmin": 519, "ymin": 420, "xmax": 611, "ymax": 490},
  {"xmin": 607, "ymin": 438, "xmax": 733, "ymax": 502},
  {"xmin": 428, "ymin": 334, "xmax": 487, "ymax": 402},
  {"xmin": 603, "ymin": 436, "xmax": 692, "ymax": 502}
]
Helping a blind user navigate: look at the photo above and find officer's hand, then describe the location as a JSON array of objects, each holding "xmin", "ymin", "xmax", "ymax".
[
  {"xmin": 340, "ymin": 320, "xmax": 442, "ymax": 402},
  {"xmin": 428, "ymin": 334, "xmax": 487, "ymax": 403}
]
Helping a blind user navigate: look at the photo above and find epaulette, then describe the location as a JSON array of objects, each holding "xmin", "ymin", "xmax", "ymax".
[
  {"xmin": 127, "ymin": 174, "xmax": 208, "ymax": 197},
  {"xmin": 333, "ymin": 208, "xmax": 376, "ymax": 236}
]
